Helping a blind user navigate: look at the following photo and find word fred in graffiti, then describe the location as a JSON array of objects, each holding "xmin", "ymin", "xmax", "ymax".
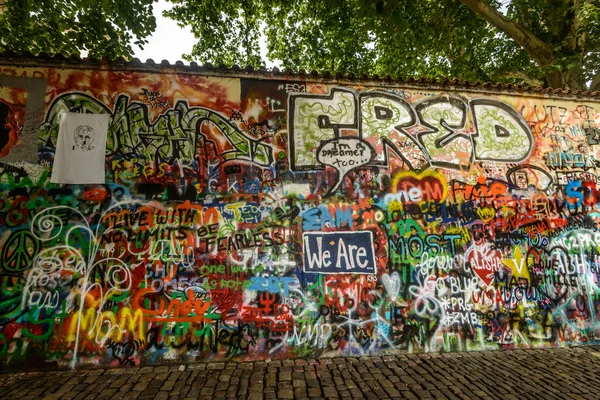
[{"xmin": 302, "ymin": 231, "xmax": 376, "ymax": 274}]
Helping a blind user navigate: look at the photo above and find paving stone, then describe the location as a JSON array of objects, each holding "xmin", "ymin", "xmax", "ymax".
[
  {"xmin": 277, "ymin": 388, "xmax": 294, "ymax": 399},
  {"xmin": 148, "ymin": 380, "xmax": 164, "ymax": 389},
  {"xmin": 121, "ymin": 392, "xmax": 140, "ymax": 400},
  {"xmin": 132, "ymin": 381, "xmax": 148, "ymax": 391},
  {"xmin": 414, "ymin": 389, "xmax": 434, "ymax": 398},
  {"xmin": 277, "ymin": 381, "xmax": 293, "ymax": 390},
  {"xmin": 364, "ymin": 391, "xmax": 380, "ymax": 400},
  {"xmin": 322, "ymin": 376, "xmax": 335, "ymax": 386},
  {"xmin": 154, "ymin": 392, "xmax": 169, "ymax": 400},
  {"xmin": 346, "ymin": 380, "xmax": 358, "ymax": 389},
  {"xmin": 384, "ymin": 387, "xmax": 401, "ymax": 397},
  {"xmin": 293, "ymin": 379, "xmax": 306, "ymax": 388},
  {"xmin": 73, "ymin": 383, "xmax": 89, "ymax": 392},
  {"xmin": 97, "ymin": 388, "xmax": 118, "ymax": 399},
  {"xmin": 41, "ymin": 394, "xmax": 63, "ymax": 400},
  {"xmin": 139, "ymin": 388, "xmax": 159, "ymax": 399},
  {"xmin": 200, "ymin": 387, "xmax": 215, "ymax": 395},
  {"xmin": 161, "ymin": 380, "xmax": 176, "ymax": 391},
  {"xmin": 84, "ymin": 375, "xmax": 100, "ymax": 384},
  {"xmin": 3, "ymin": 348, "xmax": 600, "ymax": 399},
  {"xmin": 279, "ymin": 372, "xmax": 291, "ymax": 381},
  {"xmin": 306, "ymin": 379, "xmax": 320, "ymax": 388}
]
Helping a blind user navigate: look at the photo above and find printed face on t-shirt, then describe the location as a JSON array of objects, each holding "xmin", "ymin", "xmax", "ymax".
[{"xmin": 73, "ymin": 125, "xmax": 96, "ymax": 151}]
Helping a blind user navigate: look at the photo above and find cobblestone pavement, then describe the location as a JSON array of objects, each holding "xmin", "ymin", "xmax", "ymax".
[{"xmin": 2, "ymin": 346, "xmax": 600, "ymax": 400}]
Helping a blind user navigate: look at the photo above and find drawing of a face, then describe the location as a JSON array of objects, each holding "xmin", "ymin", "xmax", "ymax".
[{"xmin": 74, "ymin": 125, "xmax": 95, "ymax": 151}]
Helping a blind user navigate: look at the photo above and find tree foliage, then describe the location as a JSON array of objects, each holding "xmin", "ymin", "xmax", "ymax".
[
  {"xmin": 165, "ymin": 0, "xmax": 600, "ymax": 90},
  {"xmin": 0, "ymin": 0, "xmax": 157, "ymax": 59}
]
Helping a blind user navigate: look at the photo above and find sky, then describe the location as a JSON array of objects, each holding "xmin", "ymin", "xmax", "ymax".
[
  {"xmin": 133, "ymin": 0, "xmax": 275, "ymax": 67},
  {"xmin": 133, "ymin": 0, "xmax": 197, "ymax": 63}
]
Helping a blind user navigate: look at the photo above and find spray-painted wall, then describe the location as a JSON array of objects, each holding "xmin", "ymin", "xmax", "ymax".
[{"xmin": 1, "ymin": 61, "xmax": 600, "ymax": 371}]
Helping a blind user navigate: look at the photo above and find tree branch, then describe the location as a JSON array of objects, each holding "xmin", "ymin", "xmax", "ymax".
[
  {"xmin": 567, "ymin": 0, "xmax": 588, "ymax": 53},
  {"xmin": 498, "ymin": 71, "xmax": 545, "ymax": 87},
  {"xmin": 459, "ymin": 0, "xmax": 555, "ymax": 67}
]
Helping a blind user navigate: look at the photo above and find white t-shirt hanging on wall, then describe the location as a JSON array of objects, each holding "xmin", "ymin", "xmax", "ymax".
[{"xmin": 50, "ymin": 112, "xmax": 110, "ymax": 184}]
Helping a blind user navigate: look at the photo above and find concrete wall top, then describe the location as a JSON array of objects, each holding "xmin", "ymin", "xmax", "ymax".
[{"xmin": 1, "ymin": 54, "xmax": 598, "ymax": 101}]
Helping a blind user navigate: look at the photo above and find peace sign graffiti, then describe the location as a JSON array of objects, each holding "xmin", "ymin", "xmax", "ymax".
[{"xmin": 1, "ymin": 229, "xmax": 40, "ymax": 272}]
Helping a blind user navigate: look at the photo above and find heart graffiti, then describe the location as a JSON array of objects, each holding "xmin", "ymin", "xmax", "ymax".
[
  {"xmin": 382, "ymin": 272, "xmax": 402, "ymax": 301},
  {"xmin": 466, "ymin": 243, "xmax": 503, "ymax": 286}
]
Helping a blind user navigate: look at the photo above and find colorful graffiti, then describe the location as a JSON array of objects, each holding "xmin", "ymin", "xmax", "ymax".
[{"xmin": 1, "ymin": 64, "xmax": 600, "ymax": 371}]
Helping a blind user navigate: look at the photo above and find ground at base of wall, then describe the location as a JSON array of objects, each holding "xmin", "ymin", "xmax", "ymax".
[{"xmin": 0, "ymin": 347, "xmax": 599, "ymax": 400}]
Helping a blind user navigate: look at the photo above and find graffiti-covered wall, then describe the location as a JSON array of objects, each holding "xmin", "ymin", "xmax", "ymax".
[{"xmin": 1, "ymin": 60, "xmax": 600, "ymax": 371}]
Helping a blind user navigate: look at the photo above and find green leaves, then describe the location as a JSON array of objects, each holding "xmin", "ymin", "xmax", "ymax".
[
  {"xmin": 165, "ymin": 0, "xmax": 522, "ymax": 83},
  {"xmin": 0, "ymin": 0, "xmax": 157, "ymax": 59},
  {"xmin": 4, "ymin": 0, "xmax": 594, "ymax": 88},
  {"xmin": 164, "ymin": 0, "xmax": 262, "ymax": 65}
]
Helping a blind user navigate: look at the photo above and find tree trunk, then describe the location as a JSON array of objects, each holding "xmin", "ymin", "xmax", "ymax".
[
  {"xmin": 460, "ymin": 0, "xmax": 566, "ymax": 89},
  {"xmin": 544, "ymin": 70, "xmax": 564, "ymax": 89},
  {"xmin": 590, "ymin": 73, "xmax": 600, "ymax": 92},
  {"xmin": 563, "ymin": 64, "xmax": 588, "ymax": 91}
]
